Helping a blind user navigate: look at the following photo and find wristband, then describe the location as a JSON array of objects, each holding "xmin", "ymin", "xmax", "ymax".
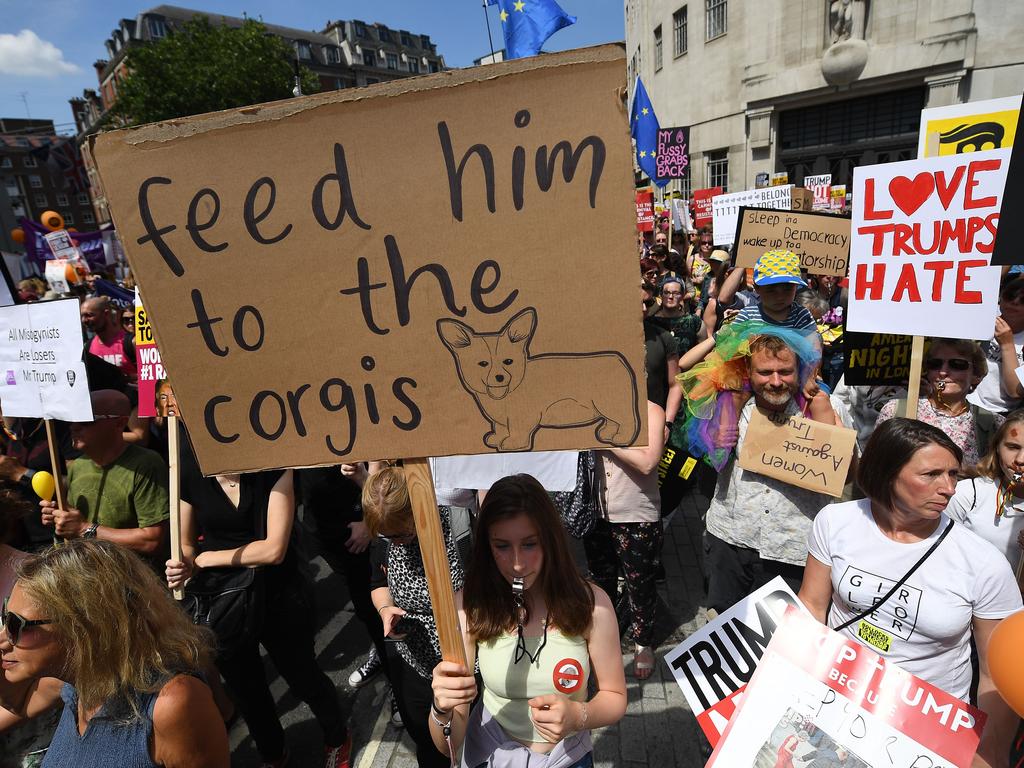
[
  {"xmin": 377, "ymin": 605, "xmax": 392, "ymax": 615},
  {"xmin": 431, "ymin": 698, "xmax": 450, "ymax": 717}
]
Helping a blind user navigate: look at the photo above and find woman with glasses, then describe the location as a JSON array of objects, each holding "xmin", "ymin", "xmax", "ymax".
[
  {"xmin": 686, "ymin": 227, "xmax": 715, "ymax": 305},
  {"xmin": 0, "ymin": 539, "xmax": 228, "ymax": 768},
  {"xmin": 363, "ymin": 466, "xmax": 464, "ymax": 768},
  {"xmin": 166, "ymin": 441, "xmax": 350, "ymax": 768},
  {"xmin": 429, "ymin": 474, "xmax": 626, "ymax": 768},
  {"xmin": 648, "ymin": 276, "xmax": 704, "ymax": 358},
  {"xmin": 875, "ymin": 338, "xmax": 1002, "ymax": 470}
]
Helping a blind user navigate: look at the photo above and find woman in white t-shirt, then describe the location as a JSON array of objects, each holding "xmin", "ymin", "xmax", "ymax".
[
  {"xmin": 798, "ymin": 418, "xmax": 1022, "ymax": 767},
  {"xmin": 947, "ymin": 409, "xmax": 1024, "ymax": 570}
]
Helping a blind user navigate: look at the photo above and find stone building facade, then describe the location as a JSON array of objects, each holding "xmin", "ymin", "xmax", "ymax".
[{"xmin": 625, "ymin": 0, "xmax": 1024, "ymax": 195}]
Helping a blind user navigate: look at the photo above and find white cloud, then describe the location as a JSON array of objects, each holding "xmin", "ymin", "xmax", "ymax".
[{"xmin": 0, "ymin": 30, "xmax": 79, "ymax": 77}]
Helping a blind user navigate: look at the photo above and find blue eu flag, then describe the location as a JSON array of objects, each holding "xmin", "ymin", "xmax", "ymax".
[
  {"xmin": 630, "ymin": 77, "xmax": 668, "ymax": 188},
  {"xmin": 487, "ymin": 0, "xmax": 577, "ymax": 59}
]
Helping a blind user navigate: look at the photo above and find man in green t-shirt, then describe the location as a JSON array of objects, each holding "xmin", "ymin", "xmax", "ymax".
[{"xmin": 40, "ymin": 390, "xmax": 168, "ymax": 557}]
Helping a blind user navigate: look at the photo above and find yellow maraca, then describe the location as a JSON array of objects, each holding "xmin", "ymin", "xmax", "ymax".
[{"xmin": 31, "ymin": 470, "xmax": 56, "ymax": 501}]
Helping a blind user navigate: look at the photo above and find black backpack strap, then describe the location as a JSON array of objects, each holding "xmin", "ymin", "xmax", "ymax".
[{"xmin": 835, "ymin": 520, "xmax": 954, "ymax": 632}]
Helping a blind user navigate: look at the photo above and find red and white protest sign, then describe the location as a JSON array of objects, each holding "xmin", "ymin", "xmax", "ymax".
[
  {"xmin": 847, "ymin": 149, "xmax": 1010, "ymax": 339},
  {"xmin": 692, "ymin": 186, "xmax": 721, "ymax": 230},
  {"xmin": 806, "ymin": 173, "xmax": 832, "ymax": 211},
  {"xmin": 636, "ymin": 189, "xmax": 654, "ymax": 232},
  {"xmin": 708, "ymin": 609, "xmax": 985, "ymax": 768},
  {"xmin": 664, "ymin": 577, "xmax": 806, "ymax": 746}
]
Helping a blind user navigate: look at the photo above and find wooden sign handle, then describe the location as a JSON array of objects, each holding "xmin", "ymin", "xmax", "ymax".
[
  {"xmin": 43, "ymin": 419, "xmax": 67, "ymax": 511},
  {"xmin": 902, "ymin": 335, "xmax": 926, "ymax": 421},
  {"xmin": 167, "ymin": 415, "xmax": 183, "ymax": 600},
  {"xmin": 405, "ymin": 457, "xmax": 467, "ymax": 666}
]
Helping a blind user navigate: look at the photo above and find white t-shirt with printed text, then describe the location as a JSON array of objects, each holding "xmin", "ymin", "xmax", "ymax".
[{"xmin": 807, "ymin": 499, "xmax": 1022, "ymax": 700}]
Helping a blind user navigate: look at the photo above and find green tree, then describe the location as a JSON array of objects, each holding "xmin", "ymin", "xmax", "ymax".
[{"xmin": 111, "ymin": 16, "xmax": 320, "ymax": 126}]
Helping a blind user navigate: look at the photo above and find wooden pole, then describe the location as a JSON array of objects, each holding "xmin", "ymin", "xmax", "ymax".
[
  {"xmin": 167, "ymin": 415, "xmax": 183, "ymax": 600},
  {"xmin": 902, "ymin": 335, "xmax": 926, "ymax": 420},
  {"xmin": 404, "ymin": 457, "xmax": 467, "ymax": 666},
  {"xmin": 43, "ymin": 419, "xmax": 67, "ymax": 512}
]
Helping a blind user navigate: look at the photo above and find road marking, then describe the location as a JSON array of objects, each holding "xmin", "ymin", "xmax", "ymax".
[{"xmin": 355, "ymin": 685, "xmax": 391, "ymax": 768}]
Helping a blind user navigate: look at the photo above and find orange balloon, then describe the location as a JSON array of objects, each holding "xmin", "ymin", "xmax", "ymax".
[
  {"xmin": 10, "ymin": 227, "xmax": 25, "ymax": 243},
  {"xmin": 40, "ymin": 211, "xmax": 64, "ymax": 231},
  {"xmin": 66, "ymin": 227, "xmax": 78, "ymax": 233},
  {"xmin": 988, "ymin": 611, "xmax": 1024, "ymax": 717},
  {"xmin": 64, "ymin": 263, "xmax": 80, "ymax": 284}
]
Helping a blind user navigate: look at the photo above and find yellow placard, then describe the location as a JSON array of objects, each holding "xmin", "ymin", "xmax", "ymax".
[{"xmin": 923, "ymin": 109, "xmax": 1019, "ymax": 157}]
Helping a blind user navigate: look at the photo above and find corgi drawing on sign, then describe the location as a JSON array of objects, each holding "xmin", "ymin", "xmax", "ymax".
[{"xmin": 437, "ymin": 307, "xmax": 641, "ymax": 452}]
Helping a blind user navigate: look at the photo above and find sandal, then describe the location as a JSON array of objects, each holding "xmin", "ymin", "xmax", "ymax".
[{"xmin": 633, "ymin": 645, "xmax": 655, "ymax": 680}]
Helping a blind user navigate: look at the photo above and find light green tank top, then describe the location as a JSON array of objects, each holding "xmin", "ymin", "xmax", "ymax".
[{"xmin": 477, "ymin": 627, "xmax": 590, "ymax": 743}]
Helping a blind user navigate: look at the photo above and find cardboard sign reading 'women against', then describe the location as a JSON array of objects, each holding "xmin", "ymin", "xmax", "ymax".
[
  {"xmin": 708, "ymin": 609, "xmax": 984, "ymax": 768},
  {"xmin": 91, "ymin": 46, "xmax": 647, "ymax": 476},
  {"xmin": 847, "ymin": 149, "xmax": 1010, "ymax": 339}
]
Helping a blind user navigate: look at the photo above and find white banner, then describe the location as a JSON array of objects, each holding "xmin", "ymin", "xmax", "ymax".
[
  {"xmin": 431, "ymin": 450, "xmax": 578, "ymax": 492},
  {"xmin": 847, "ymin": 149, "xmax": 1009, "ymax": 338},
  {"xmin": 0, "ymin": 298, "xmax": 93, "ymax": 421},
  {"xmin": 711, "ymin": 185, "xmax": 793, "ymax": 245}
]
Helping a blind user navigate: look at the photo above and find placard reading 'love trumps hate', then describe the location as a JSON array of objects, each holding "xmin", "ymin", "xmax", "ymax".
[
  {"xmin": 91, "ymin": 46, "xmax": 648, "ymax": 476},
  {"xmin": 847, "ymin": 149, "xmax": 1010, "ymax": 339}
]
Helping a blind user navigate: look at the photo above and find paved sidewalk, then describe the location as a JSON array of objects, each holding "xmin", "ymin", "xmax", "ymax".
[{"xmin": 228, "ymin": 486, "xmax": 714, "ymax": 767}]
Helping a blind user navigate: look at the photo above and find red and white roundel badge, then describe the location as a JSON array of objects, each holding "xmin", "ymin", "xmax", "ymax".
[{"xmin": 552, "ymin": 658, "xmax": 584, "ymax": 694}]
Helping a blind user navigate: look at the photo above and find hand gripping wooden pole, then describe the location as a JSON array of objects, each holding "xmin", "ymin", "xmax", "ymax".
[
  {"xmin": 44, "ymin": 419, "xmax": 68, "ymax": 544},
  {"xmin": 404, "ymin": 457, "xmax": 468, "ymax": 666},
  {"xmin": 167, "ymin": 415, "xmax": 184, "ymax": 600}
]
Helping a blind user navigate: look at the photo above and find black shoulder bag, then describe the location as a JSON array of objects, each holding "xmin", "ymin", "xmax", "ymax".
[
  {"xmin": 835, "ymin": 519, "xmax": 954, "ymax": 632},
  {"xmin": 182, "ymin": 490, "xmax": 268, "ymax": 654}
]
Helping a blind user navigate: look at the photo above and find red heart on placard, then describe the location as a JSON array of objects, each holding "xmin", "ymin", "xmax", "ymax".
[{"xmin": 888, "ymin": 173, "xmax": 935, "ymax": 217}]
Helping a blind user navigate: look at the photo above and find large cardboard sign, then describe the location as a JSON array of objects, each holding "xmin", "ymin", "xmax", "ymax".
[
  {"xmin": 91, "ymin": 46, "xmax": 647, "ymax": 475},
  {"xmin": 708, "ymin": 609, "xmax": 985, "ymax": 768},
  {"xmin": 847, "ymin": 150, "xmax": 1009, "ymax": 338},
  {"xmin": 917, "ymin": 95, "xmax": 1020, "ymax": 159},
  {"xmin": 0, "ymin": 298, "xmax": 93, "ymax": 421},
  {"xmin": 738, "ymin": 409, "xmax": 856, "ymax": 498},
  {"xmin": 843, "ymin": 331, "xmax": 913, "ymax": 386},
  {"xmin": 655, "ymin": 125, "xmax": 689, "ymax": 180},
  {"xmin": 664, "ymin": 577, "xmax": 807, "ymax": 746},
  {"xmin": 134, "ymin": 291, "xmax": 166, "ymax": 419},
  {"xmin": 734, "ymin": 207, "xmax": 850, "ymax": 275},
  {"xmin": 692, "ymin": 186, "xmax": 721, "ymax": 229},
  {"xmin": 711, "ymin": 185, "xmax": 793, "ymax": 245}
]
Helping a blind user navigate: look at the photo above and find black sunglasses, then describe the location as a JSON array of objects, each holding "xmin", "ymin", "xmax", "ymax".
[
  {"xmin": 925, "ymin": 357, "xmax": 971, "ymax": 372},
  {"xmin": 2, "ymin": 596, "xmax": 53, "ymax": 646}
]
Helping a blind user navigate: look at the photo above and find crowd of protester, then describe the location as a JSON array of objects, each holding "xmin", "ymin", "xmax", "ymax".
[{"xmin": 1, "ymin": 215, "xmax": 1023, "ymax": 768}]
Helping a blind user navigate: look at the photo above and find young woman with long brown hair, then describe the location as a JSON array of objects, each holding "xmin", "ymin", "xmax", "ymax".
[{"xmin": 429, "ymin": 475, "xmax": 625, "ymax": 768}]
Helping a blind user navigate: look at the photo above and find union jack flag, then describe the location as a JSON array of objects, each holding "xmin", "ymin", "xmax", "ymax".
[{"xmin": 27, "ymin": 138, "xmax": 88, "ymax": 192}]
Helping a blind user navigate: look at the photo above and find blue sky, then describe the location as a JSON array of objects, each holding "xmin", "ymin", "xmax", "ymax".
[{"xmin": 0, "ymin": 0, "xmax": 625, "ymax": 132}]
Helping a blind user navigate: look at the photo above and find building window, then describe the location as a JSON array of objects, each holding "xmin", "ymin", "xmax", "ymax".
[
  {"xmin": 0, "ymin": 158, "xmax": 9, "ymax": 168},
  {"xmin": 705, "ymin": 0, "xmax": 727, "ymax": 41},
  {"xmin": 149, "ymin": 17, "xmax": 166, "ymax": 38},
  {"xmin": 325, "ymin": 46, "xmax": 340, "ymax": 64},
  {"xmin": 57, "ymin": 193, "xmax": 69, "ymax": 206},
  {"xmin": 428, "ymin": 61, "xmax": 440, "ymax": 73},
  {"xmin": 362, "ymin": 49, "xmax": 376, "ymax": 67},
  {"xmin": 408, "ymin": 58, "xmax": 420, "ymax": 74},
  {"xmin": 34, "ymin": 194, "xmax": 47, "ymax": 207},
  {"xmin": 707, "ymin": 150, "xmax": 729, "ymax": 191},
  {"xmin": 62, "ymin": 212, "xmax": 74, "ymax": 225},
  {"xmin": 386, "ymin": 52, "xmax": 399, "ymax": 70},
  {"xmin": 673, "ymin": 6, "xmax": 688, "ymax": 56},
  {"xmin": 378, "ymin": 27, "xmax": 391, "ymax": 43},
  {"xmin": 366, "ymin": 77, "xmax": 380, "ymax": 85},
  {"xmin": 354, "ymin": 22, "xmax": 367, "ymax": 38},
  {"xmin": 335, "ymin": 77, "xmax": 346, "ymax": 89},
  {"xmin": 654, "ymin": 26, "xmax": 663, "ymax": 71},
  {"xmin": 23, "ymin": 155, "xmax": 37, "ymax": 168},
  {"xmin": 83, "ymin": 212, "xmax": 95, "ymax": 224},
  {"xmin": 77, "ymin": 192, "xmax": 90, "ymax": 205},
  {"xmin": 29, "ymin": 175, "xmax": 42, "ymax": 189},
  {"xmin": 295, "ymin": 40, "xmax": 311, "ymax": 60},
  {"xmin": 401, "ymin": 32, "xmax": 414, "ymax": 47}
]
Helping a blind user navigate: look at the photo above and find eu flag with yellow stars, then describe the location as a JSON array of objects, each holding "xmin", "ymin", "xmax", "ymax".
[
  {"xmin": 487, "ymin": 0, "xmax": 577, "ymax": 59},
  {"xmin": 630, "ymin": 77, "xmax": 668, "ymax": 188}
]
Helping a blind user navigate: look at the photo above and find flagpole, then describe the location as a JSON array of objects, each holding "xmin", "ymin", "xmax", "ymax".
[{"xmin": 482, "ymin": 0, "xmax": 497, "ymax": 60}]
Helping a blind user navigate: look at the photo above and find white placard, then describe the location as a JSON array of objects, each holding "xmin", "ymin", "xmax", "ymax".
[
  {"xmin": 671, "ymin": 198, "xmax": 694, "ymax": 233},
  {"xmin": 0, "ymin": 298, "xmax": 94, "ymax": 421},
  {"xmin": 917, "ymin": 95, "xmax": 1021, "ymax": 157},
  {"xmin": 847, "ymin": 149, "xmax": 1009, "ymax": 339},
  {"xmin": 806, "ymin": 173, "xmax": 832, "ymax": 211},
  {"xmin": 663, "ymin": 577, "xmax": 808, "ymax": 745},
  {"xmin": 44, "ymin": 259, "xmax": 70, "ymax": 295},
  {"xmin": 431, "ymin": 450, "xmax": 578, "ymax": 492},
  {"xmin": 711, "ymin": 185, "xmax": 793, "ymax": 245},
  {"xmin": 43, "ymin": 230, "xmax": 80, "ymax": 260}
]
